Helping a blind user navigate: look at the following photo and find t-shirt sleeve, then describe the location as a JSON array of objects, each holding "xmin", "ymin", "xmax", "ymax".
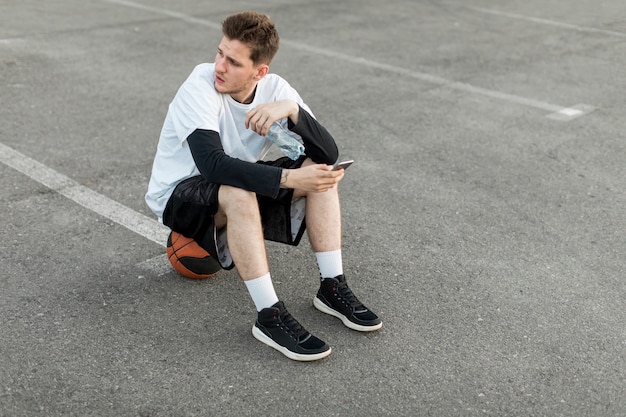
[
  {"xmin": 169, "ymin": 65, "xmax": 221, "ymax": 144},
  {"xmin": 187, "ymin": 129, "xmax": 282, "ymax": 198}
]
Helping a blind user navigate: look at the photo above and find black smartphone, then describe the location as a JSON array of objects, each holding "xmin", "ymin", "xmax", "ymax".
[{"xmin": 333, "ymin": 160, "xmax": 354, "ymax": 171}]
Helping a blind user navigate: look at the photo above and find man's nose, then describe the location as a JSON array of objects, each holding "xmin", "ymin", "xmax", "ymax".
[{"xmin": 215, "ymin": 56, "xmax": 226, "ymax": 73}]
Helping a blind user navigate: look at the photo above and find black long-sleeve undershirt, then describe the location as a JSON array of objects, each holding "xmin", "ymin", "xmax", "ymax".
[
  {"xmin": 187, "ymin": 105, "xmax": 339, "ymax": 199},
  {"xmin": 286, "ymin": 106, "xmax": 338, "ymax": 164}
]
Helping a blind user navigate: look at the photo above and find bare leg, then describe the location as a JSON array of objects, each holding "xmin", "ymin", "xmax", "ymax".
[
  {"xmin": 216, "ymin": 185, "xmax": 269, "ymax": 280},
  {"xmin": 292, "ymin": 159, "xmax": 343, "ymax": 252},
  {"xmin": 216, "ymin": 160, "xmax": 342, "ymax": 277},
  {"xmin": 218, "ymin": 187, "xmax": 332, "ymax": 360},
  {"xmin": 303, "ymin": 185, "xmax": 342, "ymax": 252}
]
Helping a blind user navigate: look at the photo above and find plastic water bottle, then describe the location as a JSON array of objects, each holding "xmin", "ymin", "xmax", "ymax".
[{"xmin": 265, "ymin": 123, "xmax": 305, "ymax": 160}]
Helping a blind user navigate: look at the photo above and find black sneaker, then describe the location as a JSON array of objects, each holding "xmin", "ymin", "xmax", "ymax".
[
  {"xmin": 252, "ymin": 301, "xmax": 332, "ymax": 361},
  {"xmin": 314, "ymin": 275, "xmax": 382, "ymax": 332}
]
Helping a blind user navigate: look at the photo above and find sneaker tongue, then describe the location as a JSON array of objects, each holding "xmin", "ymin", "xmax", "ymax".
[
  {"xmin": 280, "ymin": 309, "xmax": 308, "ymax": 339},
  {"xmin": 337, "ymin": 282, "xmax": 362, "ymax": 308}
]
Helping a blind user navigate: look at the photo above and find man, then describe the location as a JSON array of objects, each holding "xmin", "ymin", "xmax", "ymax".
[{"xmin": 146, "ymin": 11, "xmax": 381, "ymax": 361}]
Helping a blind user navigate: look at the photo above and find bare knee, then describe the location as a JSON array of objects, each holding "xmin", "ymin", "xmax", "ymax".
[
  {"xmin": 293, "ymin": 158, "xmax": 333, "ymax": 199},
  {"xmin": 218, "ymin": 186, "xmax": 260, "ymax": 220}
]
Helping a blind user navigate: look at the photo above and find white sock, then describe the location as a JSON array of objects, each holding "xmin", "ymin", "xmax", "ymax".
[
  {"xmin": 315, "ymin": 249, "xmax": 343, "ymax": 280},
  {"xmin": 244, "ymin": 273, "xmax": 279, "ymax": 312}
]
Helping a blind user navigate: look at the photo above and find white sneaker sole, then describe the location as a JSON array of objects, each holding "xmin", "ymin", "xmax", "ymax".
[
  {"xmin": 252, "ymin": 325, "xmax": 332, "ymax": 362},
  {"xmin": 313, "ymin": 297, "xmax": 383, "ymax": 332}
]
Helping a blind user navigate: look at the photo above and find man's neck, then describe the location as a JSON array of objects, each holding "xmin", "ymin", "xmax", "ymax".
[{"xmin": 234, "ymin": 86, "xmax": 257, "ymax": 104}]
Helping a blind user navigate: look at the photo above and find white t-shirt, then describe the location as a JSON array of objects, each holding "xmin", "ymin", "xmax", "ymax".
[{"xmin": 145, "ymin": 63, "xmax": 311, "ymax": 221}]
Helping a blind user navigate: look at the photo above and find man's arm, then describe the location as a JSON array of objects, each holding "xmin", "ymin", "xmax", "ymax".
[
  {"xmin": 187, "ymin": 129, "xmax": 282, "ymax": 198},
  {"xmin": 245, "ymin": 101, "xmax": 339, "ymax": 165}
]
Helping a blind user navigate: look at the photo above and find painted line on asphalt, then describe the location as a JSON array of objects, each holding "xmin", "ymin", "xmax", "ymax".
[
  {"xmin": 137, "ymin": 253, "xmax": 172, "ymax": 276},
  {"xmin": 0, "ymin": 142, "xmax": 170, "ymax": 248},
  {"xmin": 0, "ymin": 38, "xmax": 25, "ymax": 44},
  {"xmin": 101, "ymin": 0, "xmax": 221, "ymax": 30},
  {"xmin": 280, "ymin": 41, "xmax": 595, "ymax": 121},
  {"xmin": 465, "ymin": 6, "xmax": 626, "ymax": 38},
  {"xmin": 98, "ymin": 0, "xmax": 595, "ymax": 121}
]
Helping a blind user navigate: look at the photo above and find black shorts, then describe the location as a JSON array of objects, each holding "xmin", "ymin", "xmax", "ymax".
[{"xmin": 162, "ymin": 156, "xmax": 308, "ymax": 270}]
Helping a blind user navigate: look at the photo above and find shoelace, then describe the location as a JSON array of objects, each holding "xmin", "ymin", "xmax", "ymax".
[
  {"xmin": 335, "ymin": 281, "xmax": 364, "ymax": 308},
  {"xmin": 279, "ymin": 309, "xmax": 308, "ymax": 339}
]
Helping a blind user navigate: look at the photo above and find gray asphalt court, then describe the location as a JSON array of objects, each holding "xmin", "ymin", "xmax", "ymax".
[{"xmin": 1, "ymin": 0, "xmax": 625, "ymax": 416}]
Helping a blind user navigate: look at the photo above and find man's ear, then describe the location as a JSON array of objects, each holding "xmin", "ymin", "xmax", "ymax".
[{"xmin": 254, "ymin": 64, "xmax": 269, "ymax": 80}]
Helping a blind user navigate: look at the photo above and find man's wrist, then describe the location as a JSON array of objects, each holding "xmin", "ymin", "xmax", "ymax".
[{"xmin": 280, "ymin": 168, "xmax": 290, "ymax": 188}]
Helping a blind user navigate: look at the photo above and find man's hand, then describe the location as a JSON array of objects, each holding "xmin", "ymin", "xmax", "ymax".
[
  {"xmin": 245, "ymin": 100, "xmax": 299, "ymax": 136},
  {"xmin": 281, "ymin": 164, "xmax": 344, "ymax": 192}
]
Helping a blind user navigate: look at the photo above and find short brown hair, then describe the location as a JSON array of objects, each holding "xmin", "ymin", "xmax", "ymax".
[{"xmin": 221, "ymin": 11, "xmax": 280, "ymax": 65}]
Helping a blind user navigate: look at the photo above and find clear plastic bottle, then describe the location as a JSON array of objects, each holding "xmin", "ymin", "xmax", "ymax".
[{"xmin": 265, "ymin": 123, "xmax": 305, "ymax": 160}]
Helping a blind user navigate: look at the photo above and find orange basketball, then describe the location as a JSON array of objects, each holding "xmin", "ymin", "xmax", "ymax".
[{"xmin": 166, "ymin": 231, "xmax": 221, "ymax": 279}]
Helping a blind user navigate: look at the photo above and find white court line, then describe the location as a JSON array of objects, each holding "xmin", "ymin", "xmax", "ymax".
[
  {"xmin": 465, "ymin": 6, "xmax": 626, "ymax": 38},
  {"xmin": 136, "ymin": 253, "xmax": 172, "ymax": 276},
  {"xmin": 102, "ymin": 0, "xmax": 221, "ymax": 30},
  {"xmin": 98, "ymin": 0, "xmax": 595, "ymax": 121},
  {"xmin": 0, "ymin": 142, "xmax": 170, "ymax": 248},
  {"xmin": 279, "ymin": 40, "xmax": 595, "ymax": 122}
]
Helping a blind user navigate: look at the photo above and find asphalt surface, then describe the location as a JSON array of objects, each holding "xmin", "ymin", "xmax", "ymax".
[{"xmin": 1, "ymin": 0, "xmax": 625, "ymax": 416}]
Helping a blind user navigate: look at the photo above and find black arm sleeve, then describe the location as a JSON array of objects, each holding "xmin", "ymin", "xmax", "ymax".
[
  {"xmin": 288, "ymin": 105, "xmax": 339, "ymax": 164},
  {"xmin": 187, "ymin": 129, "xmax": 282, "ymax": 198}
]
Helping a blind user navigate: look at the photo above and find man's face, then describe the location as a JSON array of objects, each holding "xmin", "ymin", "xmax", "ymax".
[{"xmin": 214, "ymin": 36, "xmax": 267, "ymax": 103}]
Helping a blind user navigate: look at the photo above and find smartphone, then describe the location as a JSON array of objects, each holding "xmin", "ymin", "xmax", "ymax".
[{"xmin": 333, "ymin": 160, "xmax": 354, "ymax": 171}]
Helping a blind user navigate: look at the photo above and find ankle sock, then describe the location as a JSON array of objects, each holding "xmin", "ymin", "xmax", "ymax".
[
  {"xmin": 244, "ymin": 273, "xmax": 279, "ymax": 312},
  {"xmin": 315, "ymin": 249, "xmax": 343, "ymax": 281}
]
